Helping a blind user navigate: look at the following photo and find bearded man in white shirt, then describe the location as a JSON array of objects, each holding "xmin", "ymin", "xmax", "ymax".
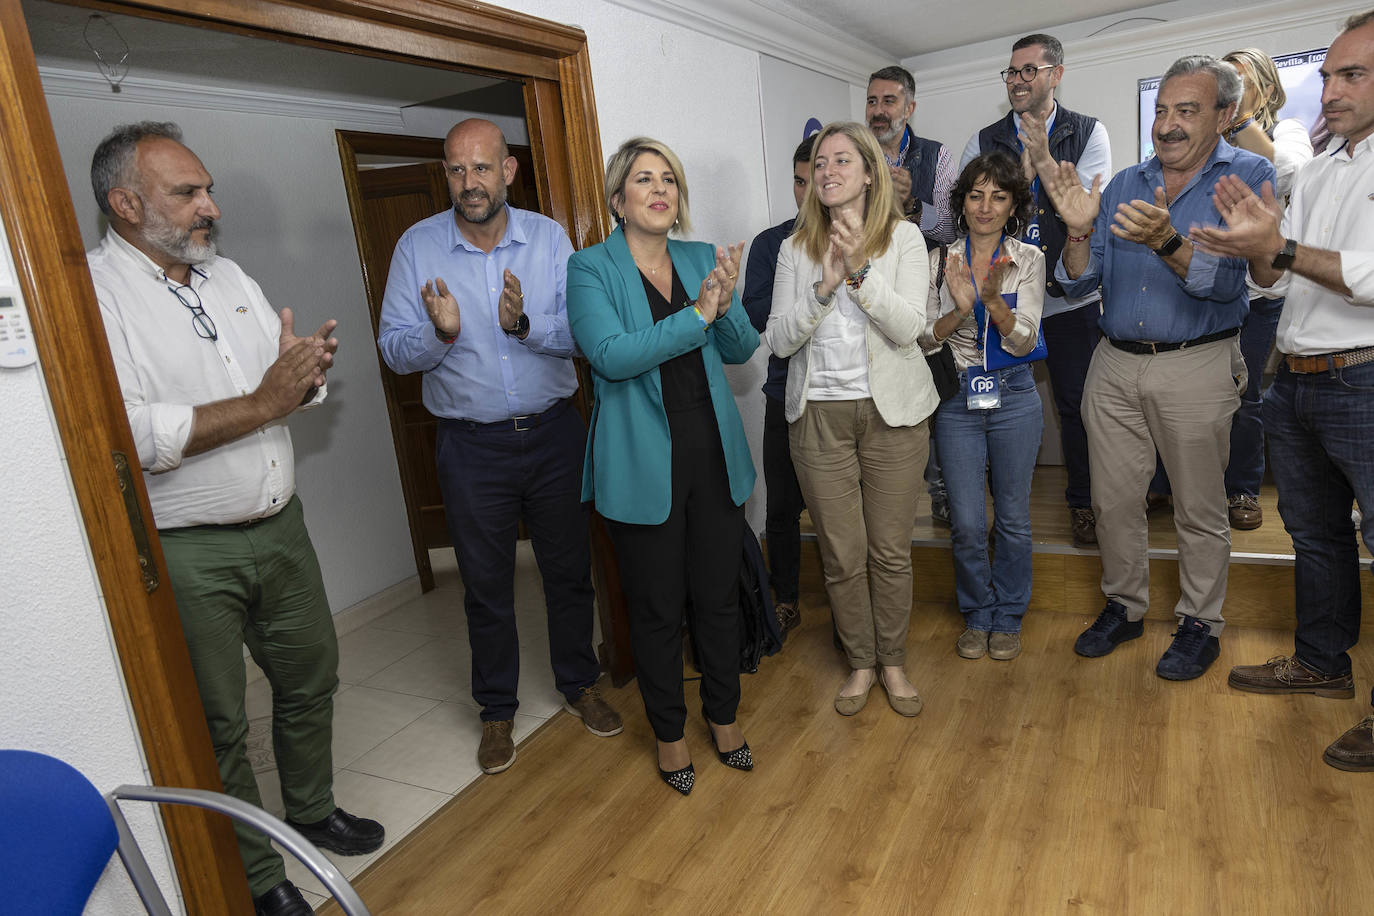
[
  {"xmin": 1192, "ymin": 12, "xmax": 1374, "ymax": 772},
  {"xmin": 88, "ymin": 121, "xmax": 382, "ymax": 916}
]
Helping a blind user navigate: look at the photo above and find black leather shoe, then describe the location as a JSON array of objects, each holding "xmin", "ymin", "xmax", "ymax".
[
  {"xmin": 254, "ymin": 880, "xmax": 312, "ymax": 916},
  {"xmin": 288, "ymin": 807, "xmax": 385, "ymax": 856}
]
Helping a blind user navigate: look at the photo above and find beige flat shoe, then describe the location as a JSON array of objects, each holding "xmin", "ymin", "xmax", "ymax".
[
  {"xmin": 834, "ymin": 671, "xmax": 874, "ymax": 716},
  {"xmin": 879, "ymin": 669, "xmax": 923, "ymax": 717}
]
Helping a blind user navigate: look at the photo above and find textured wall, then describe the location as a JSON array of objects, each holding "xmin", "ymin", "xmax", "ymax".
[{"xmin": 0, "ymin": 352, "xmax": 178, "ymax": 910}]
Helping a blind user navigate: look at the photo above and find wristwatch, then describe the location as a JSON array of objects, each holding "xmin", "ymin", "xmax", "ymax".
[
  {"xmin": 1271, "ymin": 238, "xmax": 1298, "ymax": 270},
  {"xmin": 1153, "ymin": 232, "xmax": 1184, "ymax": 258},
  {"xmin": 504, "ymin": 313, "xmax": 530, "ymax": 337}
]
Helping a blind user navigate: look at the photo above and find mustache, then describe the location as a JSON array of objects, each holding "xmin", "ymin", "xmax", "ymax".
[
  {"xmin": 1156, "ymin": 129, "xmax": 1188, "ymax": 142},
  {"xmin": 460, "ymin": 189, "xmax": 489, "ymax": 201},
  {"xmin": 190, "ymin": 217, "xmax": 215, "ymax": 231}
]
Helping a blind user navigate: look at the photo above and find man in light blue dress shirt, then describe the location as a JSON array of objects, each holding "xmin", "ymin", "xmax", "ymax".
[
  {"xmin": 1045, "ymin": 57, "xmax": 1276, "ymax": 682},
  {"xmin": 378, "ymin": 119, "xmax": 621, "ymax": 776}
]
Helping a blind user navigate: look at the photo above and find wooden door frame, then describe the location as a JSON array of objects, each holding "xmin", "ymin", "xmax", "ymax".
[{"xmin": 3, "ymin": 1, "xmax": 618, "ymax": 911}]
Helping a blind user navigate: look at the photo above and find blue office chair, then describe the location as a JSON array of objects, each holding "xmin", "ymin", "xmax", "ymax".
[{"xmin": 0, "ymin": 749, "xmax": 371, "ymax": 915}]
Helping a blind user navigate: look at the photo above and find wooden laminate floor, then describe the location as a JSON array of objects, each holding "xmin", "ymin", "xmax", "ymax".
[{"xmin": 324, "ymin": 596, "xmax": 1374, "ymax": 915}]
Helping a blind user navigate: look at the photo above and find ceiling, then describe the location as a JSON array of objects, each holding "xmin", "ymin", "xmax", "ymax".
[{"xmin": 743, "ymin": 0, "xmax": 1233, "ymax": 62}]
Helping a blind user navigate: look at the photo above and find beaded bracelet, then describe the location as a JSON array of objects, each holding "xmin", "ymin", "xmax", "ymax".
[{"xmin": 845, "ymin": 261, "xmax": 871, "ymax": 289}]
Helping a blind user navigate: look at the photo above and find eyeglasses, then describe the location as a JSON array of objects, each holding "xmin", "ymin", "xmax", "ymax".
[
  {"xmin": 1000, "ymin": 64, "xmax": 1056, "ymax": 83},
  {"xmin": 166, "ymin": 282, "xmax": 217, "ymax": 341}
]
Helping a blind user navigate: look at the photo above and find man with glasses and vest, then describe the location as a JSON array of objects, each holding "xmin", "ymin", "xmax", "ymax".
[
  {"xmin": 960, "ymin": 33, "xmax": 1112, "ymax": 548},
  {"xmin": 88, "ymin": 121, "xmax": 382, "ymax": 916}
]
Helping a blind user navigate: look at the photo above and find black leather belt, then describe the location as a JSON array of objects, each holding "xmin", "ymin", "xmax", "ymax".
[
  {"xmin": 1108, "ymin": 327, "xmax": 1238, "ymax": 355},
  {"xmin": 452, "ymin": 397, "xmax": 572, "ymax": 433}
]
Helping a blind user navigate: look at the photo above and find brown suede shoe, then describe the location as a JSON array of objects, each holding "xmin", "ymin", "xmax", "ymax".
[
  {"xmin": 1324, "ymin": 715, "xmax": 1374, "ymax": 771},
  {"xmin": 1069, "ymin": 507, "xmax": 1097, "ymax": 547},
  {"xmin": 564, "ymin": 685, "xmax": 624, "ymax": 737},
  {"xmin": 478, "ymin": 720, "xmax": 515, "ymax": 774},
  {"xmin": 1227, "ymin": 655, "xmax": 1355, "ymax": 698},
  {"xmin": 1228, "ymin": 493, "xmax": 1263, "ymax": 530}
]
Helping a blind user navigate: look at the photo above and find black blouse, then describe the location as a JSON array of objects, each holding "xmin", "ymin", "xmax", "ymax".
[{"xmin": 639, "ymin": 267, "xmax": 710, "ymax": 412}]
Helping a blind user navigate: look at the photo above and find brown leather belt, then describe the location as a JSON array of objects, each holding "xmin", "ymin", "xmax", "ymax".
[{"xmin": 1283, "ymin": 346, "xmax": 1374, "ymax": 374}]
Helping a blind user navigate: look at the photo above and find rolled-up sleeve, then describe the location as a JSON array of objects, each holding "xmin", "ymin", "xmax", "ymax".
[{"xmin": 98, "ymin": 297, "xmax": 194, "ymax": 472}]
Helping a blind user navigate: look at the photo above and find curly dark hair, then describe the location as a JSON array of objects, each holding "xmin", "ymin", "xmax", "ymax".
[{"xmin": 951, "ymin": 151, "xmax": 1033, "ymax": 238}]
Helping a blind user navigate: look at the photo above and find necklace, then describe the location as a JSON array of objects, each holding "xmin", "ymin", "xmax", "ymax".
[{"xmin": 633, "ymin": 254, "xmax": 671, "ymax": 275}]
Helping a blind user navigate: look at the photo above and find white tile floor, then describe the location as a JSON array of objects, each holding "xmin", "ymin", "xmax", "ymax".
[{"xmin": 245, "ymin": 544, "xmax": 585, "ymax": 908}]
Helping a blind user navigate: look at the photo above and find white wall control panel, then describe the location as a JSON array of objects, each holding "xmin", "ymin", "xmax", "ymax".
[{"xmin": 0, "ymin": 212, "xmax": 36, "ymax": 369}]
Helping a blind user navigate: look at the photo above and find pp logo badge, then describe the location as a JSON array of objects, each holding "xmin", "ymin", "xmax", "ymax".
[
  {"xmin": 971, "ymin": 375, "xmax": 997, "ymax": 394},
  {"xmin": 965, "ymin": 371, "xmax": 1002, "ymax": 409}
]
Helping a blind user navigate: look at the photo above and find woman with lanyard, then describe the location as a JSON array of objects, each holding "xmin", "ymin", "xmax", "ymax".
[
  {"xmin": 922, "ymin": 151, "xmax": 1045, "ymax": 661},
  {"xmin": 765, "ymin": 121, "xmax": 936, "ymax": 717}
]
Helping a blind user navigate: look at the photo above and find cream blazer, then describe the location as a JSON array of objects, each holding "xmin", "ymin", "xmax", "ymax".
[{"xmin": 763, "ymin": 220, "xmax": 938, "ymax": 427}]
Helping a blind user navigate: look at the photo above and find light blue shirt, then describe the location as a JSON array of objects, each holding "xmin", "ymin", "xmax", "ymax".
[
  {"xmin": 378, "ymin": 204, "xmax": 579, "ymax": 422},
  {"xmin": 1056, "ymin": 140, "xmax": 1275, "ymax": 342}
]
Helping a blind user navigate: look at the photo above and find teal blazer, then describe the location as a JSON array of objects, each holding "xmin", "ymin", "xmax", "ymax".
[{"xmin": 567, "ymin": 227, "xmax": 759, "ymax": 525}]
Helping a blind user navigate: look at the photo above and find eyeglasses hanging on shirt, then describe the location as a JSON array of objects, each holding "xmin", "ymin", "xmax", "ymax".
[{"xmin": 165, "ymin": 270, "xmax": 217, "ymax": 341}]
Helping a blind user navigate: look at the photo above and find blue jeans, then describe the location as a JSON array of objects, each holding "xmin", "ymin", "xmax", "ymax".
[
  {"xmin": 1151, "ymin": 295, "xmax": 1281, "ymax": 498},
  {"xmin": 1265, "ymin": 361, "xmax": 1374, "ymax": 702},
  {"xmin": 935, "ymin": 363, "xmax": 1044, "ymax": 633}
]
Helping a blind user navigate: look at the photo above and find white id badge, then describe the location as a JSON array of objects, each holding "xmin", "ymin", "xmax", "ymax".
[{"xmin": 966, "ymin": 371, "xmax": 1001, "ymax": 409}]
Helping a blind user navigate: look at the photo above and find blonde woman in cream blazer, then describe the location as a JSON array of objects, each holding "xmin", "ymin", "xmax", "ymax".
[{"xmin": 763, "ymin": 121, "xmax": 937, "ymax": 719}]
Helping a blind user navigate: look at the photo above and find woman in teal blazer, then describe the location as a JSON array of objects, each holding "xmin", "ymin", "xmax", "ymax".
[{"xmin": 567, "ymin": 137, "xmax": 758, "ymax": 796}]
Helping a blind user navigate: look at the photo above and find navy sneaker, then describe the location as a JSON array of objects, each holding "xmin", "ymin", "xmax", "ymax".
[
  {"xmin": 1156, "ymin": 615, "xmax": 1220, "ymax": 681},
  {"xmin": 1074, "ymin": 600, "xmax": 1144, "ymax": 658}
]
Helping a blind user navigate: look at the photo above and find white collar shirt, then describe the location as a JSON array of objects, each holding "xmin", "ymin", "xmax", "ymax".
[
  {"xmin": 1273, "ymin": 134, "xmax": 1374, "ymax": 355},
  {"xmin": 89, "ymin": 230, "xmax": 323, "ymax": 528}
]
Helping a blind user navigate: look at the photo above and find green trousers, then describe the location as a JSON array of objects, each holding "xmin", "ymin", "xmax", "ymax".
[{"xmin": 159, "ymin": 495, "xmax": 339, "ymax": 897}]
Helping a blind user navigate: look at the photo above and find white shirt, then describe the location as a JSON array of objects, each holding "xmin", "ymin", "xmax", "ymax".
[
  {"xmin": 1272, "ymin": 135, "xmax": 1374, "ymax": 355},
  {"xmin": 1272, "ymin": 117, "xmax": 1316, "ymax": 201},
  {"xmin": 805, "ymin": 283, "xmax": 871, "ymax": 399},
  {"xmin": 959, "ymin": 104, "xmax": 1113, "ymax": 318},
  {"xmin": 1246, "ymin": 118, "xmax": 1315, "ymax": 301},
  {"xmin": 90, "ymin": 230, "xmax": 323, "ymax": 528}
]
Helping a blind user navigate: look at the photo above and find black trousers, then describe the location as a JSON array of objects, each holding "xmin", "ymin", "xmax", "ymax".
[
  {"xmin": 608, "ymin": 403, "xmax": 743, "ymax": 742},
  {"xmin": 435, "ymin": 402, "xmax": 600, "ymax": 721},
  {"xmin": 762, "ymin": 394, "xmax": 804, "ymax": 604}
]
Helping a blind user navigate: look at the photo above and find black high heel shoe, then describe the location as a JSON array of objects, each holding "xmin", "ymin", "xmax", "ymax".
[
  {"xmin": 658, "ymin": 762, "xmax": 695, "ymax": 795},
  {"xmin": 702, "ymin": 711, "xmax": 754, "ymax": 771}
]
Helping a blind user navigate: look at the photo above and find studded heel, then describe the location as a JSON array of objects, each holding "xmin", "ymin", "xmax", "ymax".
[
  {"xmin": 702, "ymin": 711, "xmax": 754, "ymax": 771},
  {"xmin": 658, "ymin": 762, "xmax": 695, "ymax": 795}
]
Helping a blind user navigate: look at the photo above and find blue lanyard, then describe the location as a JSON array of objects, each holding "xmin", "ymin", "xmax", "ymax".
[
  {"xmin": 885, "ymin": 127, "xmax": 911, "ymax": 168},
  {"xmin": 965, "ymin": 232, "xmax": 1006, "ymax": 351}
]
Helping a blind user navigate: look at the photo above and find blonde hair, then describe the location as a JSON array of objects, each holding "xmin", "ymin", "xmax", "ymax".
[
  {"xmin": 603, "ymin": 136, "xmax": 691, "ymax": 236},
  {"xmin": 1223, "ymin": 48, "xmax": 1287, "ymax": 131},
  {"xmin": 792, "ymin": 122, "xmax": 902, "ymax": 265}
]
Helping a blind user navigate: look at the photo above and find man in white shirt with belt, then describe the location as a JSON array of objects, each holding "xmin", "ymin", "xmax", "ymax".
[
  {"xmin": 89, "ymin": 121, "xmax": 382, "ymax": 916},
  {"xmin": 1192, "ymin": 12, "xmax": 1374, "ymax": 771}
]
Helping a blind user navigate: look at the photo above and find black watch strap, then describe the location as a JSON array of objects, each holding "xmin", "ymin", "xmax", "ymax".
[
  {"xmin": 1153, "ymin": 232, "xmax": 1184, "ymax": 257},
  {"xmin": 505, "ymin": 313, "xmax": 530, "ymax": 337},
  {"xmin": 1271, "ymin": 238, "xmax": 1298, "ymax": 270}
]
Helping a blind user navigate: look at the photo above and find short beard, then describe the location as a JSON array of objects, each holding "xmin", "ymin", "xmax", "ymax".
[
  {"xmin": 453, "ymin": 184, "xmax": 507, "ymax": 224},
  {"xmin": 141, "ymin": 202, "xmax": 217, "ymax": 265},
  {"xmin": 869, "ymin": 118, "xmax": 904, "ymax": 146}
]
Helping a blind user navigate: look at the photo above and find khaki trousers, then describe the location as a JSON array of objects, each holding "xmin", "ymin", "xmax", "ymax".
[
  {"xmin": 790, "ymin": 398, "xmax": 929, "ymax": 668},
  {"xmin": 1083, "ymin": 337, "xmax": 1243, "ymax": 632}
]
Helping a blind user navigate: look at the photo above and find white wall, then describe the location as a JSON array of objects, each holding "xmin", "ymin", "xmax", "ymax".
[{"xmin": 0, "ymin": 219, "xmax": 178, "ymax": 909}]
